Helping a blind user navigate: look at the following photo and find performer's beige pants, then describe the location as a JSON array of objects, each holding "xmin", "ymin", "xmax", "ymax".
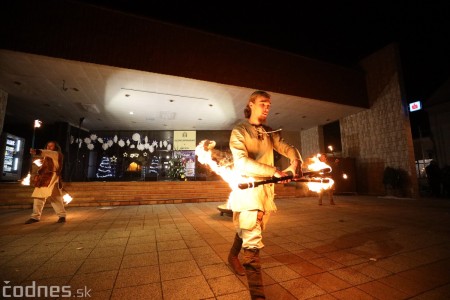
[
  {"xmin": 233, "ymin": 210, "xmax": 268, "ymax": 249},
  {"xmin": 31, "ymin": 196, "xmax": 66, "ymax": 220}
]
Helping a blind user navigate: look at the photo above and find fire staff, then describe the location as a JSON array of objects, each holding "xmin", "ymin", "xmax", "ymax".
[{"xmin": 228, "ymin": 90, "xmax": 302, "ymax": 300}]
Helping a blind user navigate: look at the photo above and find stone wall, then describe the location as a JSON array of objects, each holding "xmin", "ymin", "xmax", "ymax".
[
  {"xmin": 300, "ymin": 126, "xmax": 324, "ymax": 160},
  {"xmin": 340, "ymin": 44, "xmax": 418, "ymax": 197}
]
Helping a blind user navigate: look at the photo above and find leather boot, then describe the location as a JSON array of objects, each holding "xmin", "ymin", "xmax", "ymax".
[
  {"xmin": 228, "ymin": 233, "xmax": 245, "ymax": 276},
  {"xmin": 243, "ymin": 248, "xmax": 265, "ymax": 300}
]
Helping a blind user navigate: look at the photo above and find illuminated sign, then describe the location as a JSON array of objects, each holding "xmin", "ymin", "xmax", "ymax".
[
  {"xmin": 409, "ymin": 101, "xmax": 422, "ymax": 112},
  {"xmin": 173, "ymin": 131, "xmax": 196, "ymax": 150}
]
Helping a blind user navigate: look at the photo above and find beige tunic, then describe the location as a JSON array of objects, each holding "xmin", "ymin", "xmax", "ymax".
[
  {"xmin": 31, "ymin": 150, "xmax": 63, "ymax": 198},
  {"xmin": 229, "ymin": 121, "xmax": 302, "ymax": 213}
]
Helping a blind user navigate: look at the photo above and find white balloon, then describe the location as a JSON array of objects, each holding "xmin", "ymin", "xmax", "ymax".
[{"xmin": 132, "ymin": 133, "xmax": 140, "ymax": 142}]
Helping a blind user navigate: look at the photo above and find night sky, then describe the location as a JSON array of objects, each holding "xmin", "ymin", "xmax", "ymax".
[{"xmin": 75, "ymin": 0, "xmax": 450, "ymax": 136}]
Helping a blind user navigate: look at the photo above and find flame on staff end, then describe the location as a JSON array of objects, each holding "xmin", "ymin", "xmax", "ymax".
[
  {"xmin": 195, "ymin": 140, "xmax": 254, "ymax": 208},
  {"xmin": 195, "ymin": 140, "xmax": 251, "ymax": 188},
  {"xmin": 21, "ymin": 159, "xmax": 43, "ymax": 186},
  {"xmin": 306, "ymin": 153, "xmax": 334, "ymax": 193},
  {"xmin": 21, "ymin": 173, "xmax": 31, "ymax": 186},
  {"xmin": 34, "ymin": 119, "xmax": 42, "ymax": 128},
  {"xmin": 33, "ymin": 159, "xmax": 43, "ymax": 167},
  {"xmin": 63, "ymin": 193, "xmax": 73, "ymax": 205}
]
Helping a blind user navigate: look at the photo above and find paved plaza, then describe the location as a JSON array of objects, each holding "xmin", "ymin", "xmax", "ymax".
[{"xmin": 1, "ymin": 195, "xmax": 449, "ymax": 299}]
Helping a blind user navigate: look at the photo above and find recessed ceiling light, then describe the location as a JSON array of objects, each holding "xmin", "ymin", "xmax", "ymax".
[
  {"xmin": 169, "ymin": 99, "xmax": 174, "ymax": 102},
  {"xmin": 129, "ymin": 112, "xmax": 134, "ymax": 115},
  {"xmin": 209, "ymin": 104, "xmax": 213, "ymax": 107},
  {"xmin": 125, "ymin": 94, "xmax": 130, "ymax": 97},
  {"xmin": 198, "ymin": 118, "xmax": 202, "ymax": 121}
]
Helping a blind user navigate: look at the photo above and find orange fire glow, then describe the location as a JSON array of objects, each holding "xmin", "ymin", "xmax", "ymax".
[
  {"xmin": 195, "ymin": 140, "xmax": 254, "ymax": 208},
  {"xmin": 63, "ymin": 193, "xmax": 73, "ymax": 205},
  {"xmin": 195, "ymin": 140, "xmax": 254, "ymax": 188},
  {"xmin": 21, "ymin": 172, "xmax": 31, "ymax": 186},
  {"xmin": 21, "ymin": 159, "xmax": 43, "ymax": 186},
  {"xmin": 306, "ymin": 154, "xmax": 334, "ymax": 193}
]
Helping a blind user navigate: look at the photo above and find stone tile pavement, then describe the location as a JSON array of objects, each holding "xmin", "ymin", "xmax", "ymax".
[{"xmin": 1, "ymin": 195, "xmax": 449, "ymax": 299}]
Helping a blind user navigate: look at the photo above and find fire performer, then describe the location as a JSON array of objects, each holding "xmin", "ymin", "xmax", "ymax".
[
  {"xmin": 228, "ymin": 90, "xmax": 302, "ymax": 299},
  {"xmin": 25, "ymin": 141, "xmax": 67, "ymax": 224}
]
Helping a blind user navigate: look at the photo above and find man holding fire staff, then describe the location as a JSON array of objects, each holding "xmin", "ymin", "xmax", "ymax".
[
  {"xmin": 228, "ymin": 90, "xmax": 303, "ymax": 299},
  {"xmin": 25, "ymin": 141, "xmax": 66, "ymax": 224}
]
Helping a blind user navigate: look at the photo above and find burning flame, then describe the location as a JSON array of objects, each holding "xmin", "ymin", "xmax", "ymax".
[
  {"xmin": 63, "ymin": 193, "xmax": 73, "ymax": 205},
  {"xmin": 195, "ymin": 140, "xmax": 253, "ymax": 189},
  {"xmin": 33, "ymin": 159, "xmax": 43, "ymax": 167},
  {"xmin": 21, "ymin": 172, "xmax": 31, "ymax": 186},
  {"xmin": 195, "ymin": 140, "xmax": 254, "ymax": 208},
  {"xmin": 21, "ymin": 159, "xmax": 43, "ymax": 186},
  {"xmin": 306, "ymin": 153, "xmax": 334, "ymax": 193}
]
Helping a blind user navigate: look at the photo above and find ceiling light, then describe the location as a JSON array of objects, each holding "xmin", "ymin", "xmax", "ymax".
[{"xmin": 129, "ymin": 112, "xmax": 134, "ymax": 115}]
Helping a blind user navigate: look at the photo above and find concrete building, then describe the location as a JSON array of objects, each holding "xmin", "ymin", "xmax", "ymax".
[{"xmin": 0, "ymin": 0, "xmax": 418, "ymax": 197}]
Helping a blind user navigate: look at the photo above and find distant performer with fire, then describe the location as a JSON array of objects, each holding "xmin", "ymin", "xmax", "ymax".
[
  {"xmin": 25, "ymin": 141, "xmax": 66, "ymax": 224},
  {"xmin": 228, "ymin": 90, "xmax": 302, "ymax": 299}
]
